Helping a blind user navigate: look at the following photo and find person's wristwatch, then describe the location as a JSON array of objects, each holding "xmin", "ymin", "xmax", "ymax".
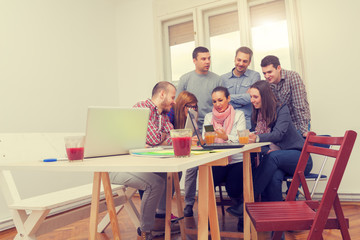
[{"xmin": 255, "ymin": 135, "xmax": 260, "ymax": 143}]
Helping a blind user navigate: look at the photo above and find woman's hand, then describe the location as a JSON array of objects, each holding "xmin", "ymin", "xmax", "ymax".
[
  {"xmin": 215, "ymin": 128, "xmax": 228, "ymax": 141},
  {"xmin": 249, "ymin": 132, "xmax": 257, "ymax": 143}
]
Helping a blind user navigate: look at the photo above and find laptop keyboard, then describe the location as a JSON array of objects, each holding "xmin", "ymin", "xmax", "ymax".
[
  {"xmin": 209, "ymin": 142, "xmax": 242, "ymax": 146},
  {"xmin": 202, "ymin": 142, "xmax": 244, "ymax": 149}
]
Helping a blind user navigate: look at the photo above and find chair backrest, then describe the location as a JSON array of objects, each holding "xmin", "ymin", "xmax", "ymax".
[
  {"xmin": 309, "ymin": 135, "xmax": 331, "ymax": 197},
  {"xmin": 286, "ymin": 131, "xmax": 357, "ymax": 238},
  {"xmin": 287, "ymin": 131, "xmax": 357, "ymax": 201}
]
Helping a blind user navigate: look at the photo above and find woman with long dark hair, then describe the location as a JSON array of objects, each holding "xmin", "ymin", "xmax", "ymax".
[{"xmin": 248, "ymin": 80, "xmax": 312, "ymax": 201}]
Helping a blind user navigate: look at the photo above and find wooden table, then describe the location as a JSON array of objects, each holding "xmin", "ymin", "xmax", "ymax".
[{"xmin": 0, "ymin": 143, "xmax": 268, "ymax": 240}]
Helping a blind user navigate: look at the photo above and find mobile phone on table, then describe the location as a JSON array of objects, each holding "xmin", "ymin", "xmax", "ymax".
[{"xmin": 204, "ymin": 125, "xmax": 215, "ymax": 132}]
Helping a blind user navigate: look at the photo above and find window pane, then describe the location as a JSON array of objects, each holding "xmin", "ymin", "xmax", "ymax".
[
  {"xmin": 168, "ymin": 20, "xmax": 194, "ymax": 81},
  {"xmin": 209, "ymin": 11, "xmax": 239, "ymax": 37},
  {"xmin": 210, "ymin": 31, "xmax": 240, "ymax": 75},
  {"xmin": 170, "ymin": 41, "xmax": 195, "ymax": 81},
  {"xmin": 169, "ymin": 21, "xmax": 194, "ymax": 46},
  {"xmin": 251, "ymin": 21, "xmax": 291, "ymax": 74},
  {"xmin": 250, "ymin": 0, "xmax": 291, "ymax": 75},
  {"xmin": 208, "ymin": 10, "xmax": 240, "ymax": 75}
]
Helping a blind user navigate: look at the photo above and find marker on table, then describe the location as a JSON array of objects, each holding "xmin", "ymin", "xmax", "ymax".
[{"xmin": 43, "ymin": 158, "xmax": 68, "ymax": 162}]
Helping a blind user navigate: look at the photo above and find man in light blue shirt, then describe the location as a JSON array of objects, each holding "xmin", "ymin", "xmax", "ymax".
[{"xmin": 221, "ymin": 47, "xmax": 260, "ymax": 128}]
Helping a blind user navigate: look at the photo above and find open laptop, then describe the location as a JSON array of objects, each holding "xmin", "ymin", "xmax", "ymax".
[
  {"xmin": 84, "ymin": 107, "xmax": 149, "ymax": 158},
  {"xmin": 187, "ymin": 110, "xmax": 244, "ymax": 150},
  {"xmin": 184, "ymin": 108, "xmax": 198, "ymax": 133}
]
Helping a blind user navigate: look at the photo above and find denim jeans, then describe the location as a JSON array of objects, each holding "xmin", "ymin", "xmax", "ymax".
[{"xmin": 253, "ymin": 149, "xmax": 312, "ymax": 201}]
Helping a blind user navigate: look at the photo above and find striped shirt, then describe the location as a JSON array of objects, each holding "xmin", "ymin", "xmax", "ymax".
[
  {"xmin": 133, "ymin": 99, "xmax": 173, "ymax": 146},
  {"xmin": 270, "ymin": 69, "xmax": 311, "ymax": 135}
]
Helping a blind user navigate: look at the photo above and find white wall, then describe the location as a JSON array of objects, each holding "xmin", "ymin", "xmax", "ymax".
[
  {"xmin": 299, "ymin": 0, "xmax": 360, "ymax": 195},
  {"xmin": 0, "ymin": 0, "xmax": 119, "ymax": 133},
  {"xmin": 115, "ymin": 0, "xmax": 158, "ymax": 106},
  {"xmin": 0, "ymin": 0, "xmax": 120, "ymax": 226}
]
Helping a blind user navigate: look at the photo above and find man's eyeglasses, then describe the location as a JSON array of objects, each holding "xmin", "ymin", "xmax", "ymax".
[{"xmin": 185, "ymin": 104, "xmax": 198, "ymax": 111}]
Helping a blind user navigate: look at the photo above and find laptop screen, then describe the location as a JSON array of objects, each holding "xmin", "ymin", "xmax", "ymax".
[
  {"xmin": 187, "ymin": 110, "xmax": 206, "ymax": 146},
  {"xmin": 84, "ymin": 107, "xmax": 150, "ymax": 158},
  {"xmin": 184, "ymin": 108, "xmax": 198, "ymax": 133}
]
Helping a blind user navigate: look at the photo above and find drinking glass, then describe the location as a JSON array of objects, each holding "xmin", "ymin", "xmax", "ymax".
[{"xmin": 170, "ymin": 129, "xmax": 192, "ymax": 157}]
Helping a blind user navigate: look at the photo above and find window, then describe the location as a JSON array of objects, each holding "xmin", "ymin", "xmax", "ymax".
[
  {"xmin": 250, "ymin": 0, "xmax": 292, "ymax": 74},
  {"xmin": 157, "ymin": 0, "xmax": 303, "ymax": 82},
  {"xmin": 170, "ymin": 42, "xmax": 195, "ymax": 81},
  {"xmin": 164, "ymin": 18, "xmax": 195, "ymax": 82},
  {"xmin": 207, "ymin": 10, "xmax": 240, "ymax": 75}
]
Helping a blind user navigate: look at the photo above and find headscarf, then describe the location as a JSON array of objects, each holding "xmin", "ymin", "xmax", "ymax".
[{"xmin": 211, "ymin": 105, "xmax": 235, "ymax": 143}]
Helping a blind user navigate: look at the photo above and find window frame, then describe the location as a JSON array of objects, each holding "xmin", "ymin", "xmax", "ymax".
[
  {"xmin": 156, "ymin": 11, "xmax": 195, "ymax": 83},
  {"xmin": 155, "ymin": 0, "xmax": 305, "ymax": 83}
]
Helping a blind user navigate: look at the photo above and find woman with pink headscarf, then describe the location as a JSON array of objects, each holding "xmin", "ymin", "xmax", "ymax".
[{"xmin": 202, "ymin": 86, "xmax": 246, "ymax": 231}]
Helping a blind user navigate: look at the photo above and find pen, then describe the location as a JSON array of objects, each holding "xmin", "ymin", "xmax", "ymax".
[{"xmin": 43, "ymin": 158, "xmax": 68, "ymax": 162}]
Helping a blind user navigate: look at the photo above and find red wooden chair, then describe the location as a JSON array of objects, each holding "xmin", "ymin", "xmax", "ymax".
[{"xmin": 245, "ymin": 130, "xmax": 357, "ymax": 240}]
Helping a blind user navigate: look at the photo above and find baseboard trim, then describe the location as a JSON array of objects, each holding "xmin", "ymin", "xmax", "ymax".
[
  {"xmin": 1, "ymin": 192, "xmax": 360, "ymax": 232},
  {"xmin": 311, "ymin": 192, "xmax": 360, "ymax": 201},
  {"xmin": 0, "ymin": 218, "xmax": 14, "ymax": 232}
]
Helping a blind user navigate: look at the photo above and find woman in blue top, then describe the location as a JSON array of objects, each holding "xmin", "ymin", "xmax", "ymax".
[{"xmin": 248, "ymin": 80, "xmax": 312, "ymax": 201}]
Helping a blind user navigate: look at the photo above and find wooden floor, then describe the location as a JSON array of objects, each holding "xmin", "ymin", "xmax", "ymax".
[{"xmin": 1, "ymin": 195, "xmax": 359, "ymax": 240}]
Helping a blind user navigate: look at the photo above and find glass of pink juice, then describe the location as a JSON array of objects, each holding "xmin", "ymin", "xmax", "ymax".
[
  {"xmin": 64, "ymin": 136, "xmax": 85, "ymax": 161},
  {"xmin": 66, "ymin": 147, "xmax": 84, "ymax": 160},
  {"xmin": 170, "ymin": 129, "xmax": 192, "ymax": 157}
]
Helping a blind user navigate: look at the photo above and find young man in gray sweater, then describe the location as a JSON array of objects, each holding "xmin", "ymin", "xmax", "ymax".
[{"xmin": 177, "ymin": 46, "xmax": 221, "ymax": 217}]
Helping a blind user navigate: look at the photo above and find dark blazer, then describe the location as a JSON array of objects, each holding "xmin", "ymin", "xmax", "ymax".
[{"xmin": 251, "ymin": 104, "xmax": 305, "ymax": 153}]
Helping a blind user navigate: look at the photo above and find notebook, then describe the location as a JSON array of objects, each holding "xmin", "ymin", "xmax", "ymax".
[
  {"xmin": 187, "ymin": 110, "xmax": 244, "ymax": 150},
  {"xmin": 84, "ymin": 107, "xmax": 149, "ymax": 158}
]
